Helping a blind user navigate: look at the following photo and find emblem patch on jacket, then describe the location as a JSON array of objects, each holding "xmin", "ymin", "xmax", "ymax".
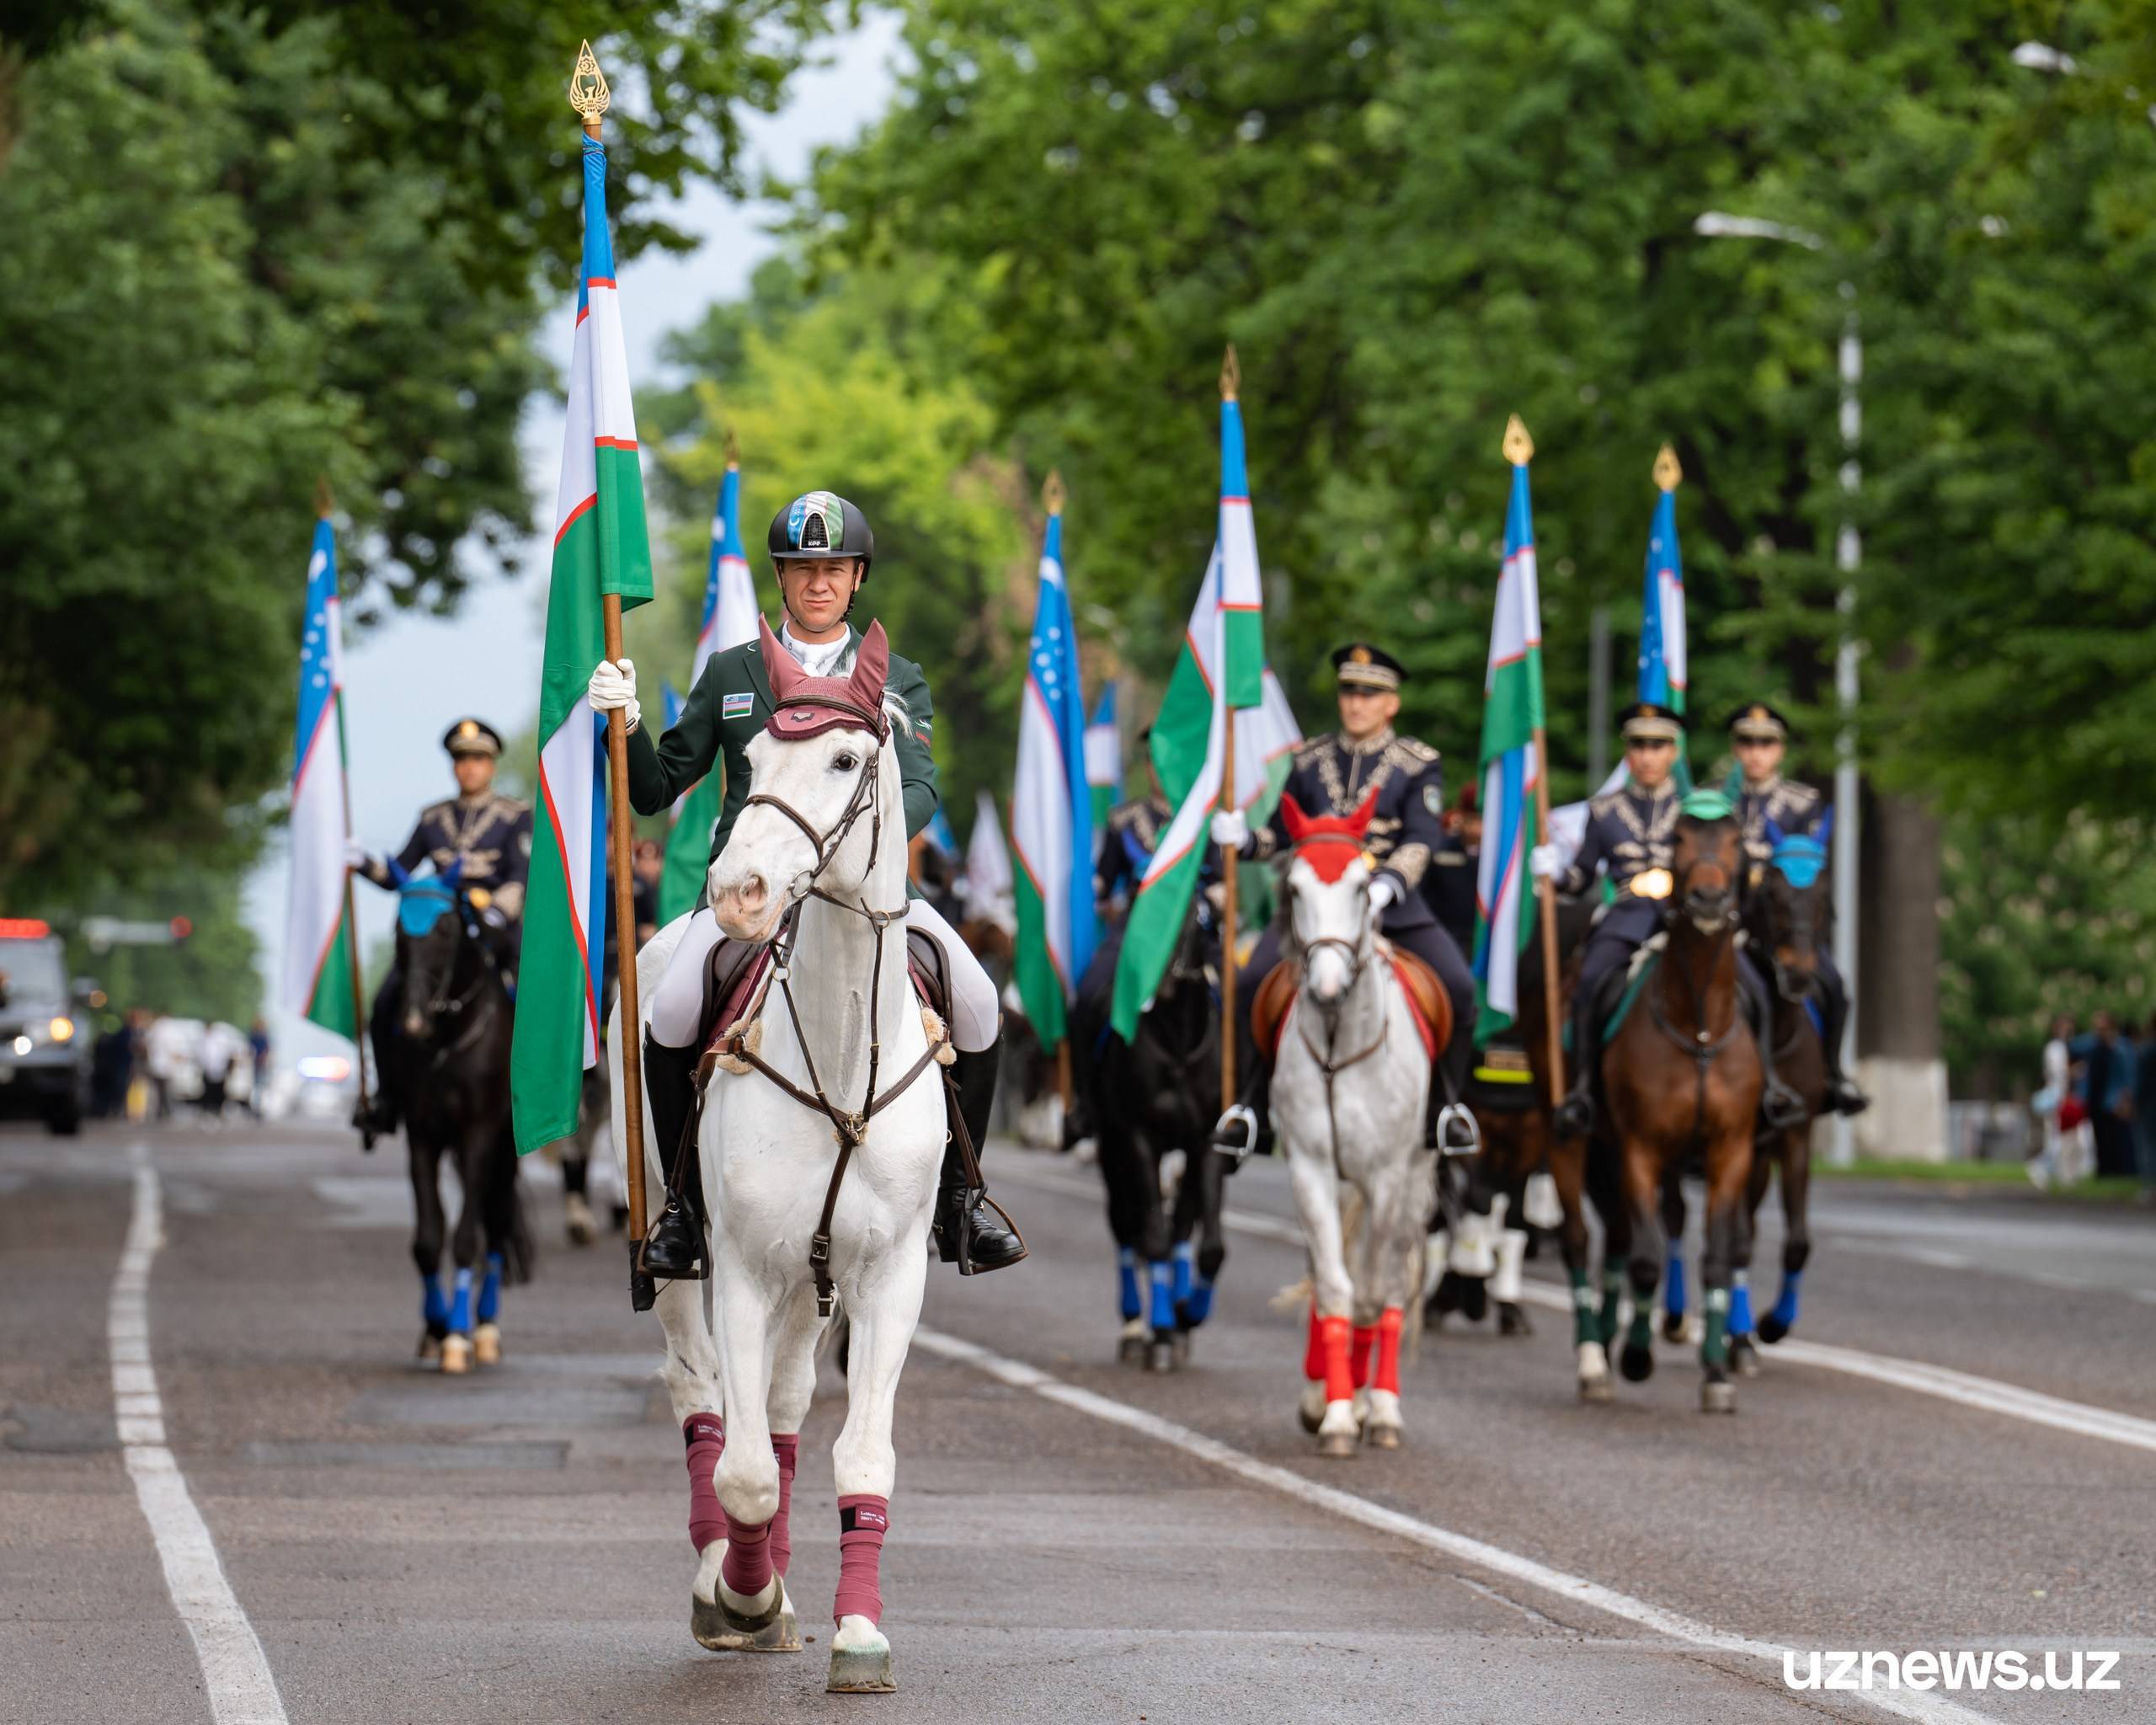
[{"xmin": 723, "ymin": 692, "xmax": 754, "ymax": 718}]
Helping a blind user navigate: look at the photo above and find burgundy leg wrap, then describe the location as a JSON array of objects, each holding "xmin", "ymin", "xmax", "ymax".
[
  {"xmin": 683, "ymin": 1413, "xmax": 726, "ymax": 1554},
  {"xmin": 1350, "ymin": 1323, "xmax": 1377, "ymax": 1391},
  {"xmin": 721, "ymin": 1515, "xmax": 775, "ymax": 1600},
  {"xmin": 771, "ymin": 1433, "xmax": 799, "ymax": 1578},
  {"xmin": 834, "ymin": 1493, "xmax": 889, "ymax": 1626}
]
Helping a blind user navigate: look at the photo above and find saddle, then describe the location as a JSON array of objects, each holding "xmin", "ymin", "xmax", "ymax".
[{"xmin": 1249, "ymin": 942, "xmax": 1449, "ymax": 1063}]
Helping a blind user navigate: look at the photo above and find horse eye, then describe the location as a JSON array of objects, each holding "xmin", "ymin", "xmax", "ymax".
[{"xmin": 831, "ymin": 751, "xmax": 858, "ymax": 772}]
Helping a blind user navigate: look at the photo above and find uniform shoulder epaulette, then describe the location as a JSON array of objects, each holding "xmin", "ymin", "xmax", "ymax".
[
  {"xmin": 1387, "ymin": 736, "xmax": 1440, "ymax": 766},
  {"xmin": 1588, "ymin": 787, "xmax": 1625, "ymax": 815},
  {"xmin": 1292, "ymin": 735, "xmax": 1331, "ymax": 765},
  {"xmin": 492, "ymin": 791, "xmax": 532, "ymax": 816},
  {"xmin": 421, "ymin": 795, "xmax": 459, "ymax": 822}
]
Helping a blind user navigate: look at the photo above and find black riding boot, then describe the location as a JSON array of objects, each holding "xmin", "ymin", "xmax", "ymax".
[
  {"xmin": 1427, "ymin": 1036, "xmax": 1481, "ymax": 1152},
  {"xmin": 933, "ymin": 1046, "xmax": 1027, "ymax": 1274},
  {"xmin": 1817, "ymin": 979, "xmax": 1870, "ymax": 1117},
  {"xmin": 1553, "ymin": 982, "xmax": 1601, "ymax": 1140},
  {"xmin": 1739, "ymin": 973, "xmax": 1810, "ymax": 1130},
  {"xmin": 638, "ymin": 1034, "xmax": 707, "ymax": 1282},
  {"xmin": 1210, "ymin": 1054, "xmax": 1273, "ymax": 1161}
]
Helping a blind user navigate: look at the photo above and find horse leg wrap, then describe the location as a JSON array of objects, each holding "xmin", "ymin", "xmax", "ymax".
[
  {"xmin": 1598, "ymin": 1266, "xmax": 1625, "ymax": 1344},
  {"xmin": 1319, "ymin": 1315, "xmax": 1354, "ymax": 1405},
  {"xmin": 1350, "ymin": 1324, "xmax": 1377, "ymax": 1391},
  {"xmin": 421, "ymin": 1274, "xmax": 449, "ymax": 1332},
  {"xmin": 1183, "ymin": 1273, "xmax": 1215, "ymax": 1327},
  {"xmin": 771, "ymin": 1433, "xmax": 799, "ymax": 1578},
  {"xmin": 478, "ymin": 1252, "xmax": 504, "ymax": 1324},
  {"xmin": 1118, "ymin": 1247, "xmax": 1141, "ymax": 1322},
  {"xmin": 683, "ymin": 1414, "xmax": 727, "ymax": 1553},
  {"xmin": 1664, "ymin": 1252, "xmax": 1688, "ymax": 1321},
  {"xmin": 1728, "ymin": 1272, "xmax": 1753, "ymax": 1338},
  {"xmin": 1568, "ymin": 1268, "xmax": 1598, "ymax": 1348},
  {"xmin": 1700, "ymin": 1287, "xmax": 1731, "ymax": 1368},
  {"xmin": 1493, "ymin": 1231, "xmax": 1528, "ymax": 1303},
  {"xmin": 1148, "ymin": 1261, "xmax": 1176, "ymax": 1332},
  {"xmin": 835, "ymin": 1495, "xmax": 889, "ymax": 1626},
  {"xmin": 1171, "ymin": 1242, "xmax": 1196, "ymax": 1311},
  {"xmin": 449, "ymin": 1267, "xmax": 473, "ymax": 1335},
  {"xmin": 1374, "ymin": 1307, "xmax": 1405, "ymax": 1397},
  {"xmin": 721, "ymin": 1514, "xmax": 775, "ymax": 1600},
  {"xmin": 1302, "ymin": 1304, "xmax": 1326, "ymax": 1382},
  {"xmin": 1771, "ymin": 1272, "xmax": 1803, "ymax": 1329}
]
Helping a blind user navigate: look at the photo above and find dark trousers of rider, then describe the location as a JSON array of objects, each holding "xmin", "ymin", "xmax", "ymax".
[
  {"xmin": 1574, "ymin": 900, "xmax": 1782, "ymax": 1043},
  {"xmin": 1235, "ymin": 911, "xmax": 1476, "ymax": 1103}
]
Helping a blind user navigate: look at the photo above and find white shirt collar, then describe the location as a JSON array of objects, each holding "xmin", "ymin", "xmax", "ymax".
[{"xmin": 778, "ymin": 622, "xmax": 852, "ymax": 678}]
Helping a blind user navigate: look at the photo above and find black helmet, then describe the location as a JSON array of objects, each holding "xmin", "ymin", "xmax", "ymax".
[{"xmin": 767, "ymin": 490, "xmax": 873, "ymax": 577}]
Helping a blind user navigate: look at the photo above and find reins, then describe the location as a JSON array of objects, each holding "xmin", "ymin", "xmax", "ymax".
[{"xmin": 1645, "ymin": 855, "xmax": 1744, "ymax": 1158}]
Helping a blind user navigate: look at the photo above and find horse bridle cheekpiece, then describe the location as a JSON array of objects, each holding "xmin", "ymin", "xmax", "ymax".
[
  {"xmin": 1280, "ymin": 788, "xmax": 1381, "ymax": 991},
  {"xmin": 711, "ymin": 618, "xmax": 952, "ymax": 1315}
]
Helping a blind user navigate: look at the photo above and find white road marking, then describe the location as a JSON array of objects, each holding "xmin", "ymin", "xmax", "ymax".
[
  {"xmin": 995, "ymin": 1159, "xmax": 2156, "ymax": 1457},
  {"xmin": 109, "ymin": 1142, "xmax": 289, "ymax": 1725},
  {"xmin": 914, "ymin": 1326, "xmax": 2000, "ymax": 1725}
]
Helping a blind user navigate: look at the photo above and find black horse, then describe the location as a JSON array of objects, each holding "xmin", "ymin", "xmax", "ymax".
[
  {"xmin": 1073, "ymin": 891, "xmax": 1230, "ymax": 1372},
  {"xmin": 385, "ymin": 864, "xmax": 530, "ymax": 1373}
]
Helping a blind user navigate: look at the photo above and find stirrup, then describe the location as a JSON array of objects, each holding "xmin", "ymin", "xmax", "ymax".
[
  {"xmin": 1552, "ymin": 1088, "xmax": 1594, "ymax": 1139},
  {"xmin": 1210, "ymin": 1103, "xmax": 1257, "ymax": 1162},
  {"xmin": 1762, "ymin": 1081, "xmax": 1808, "ymax": 1130},
  {"xmin": 1434, "ymin": 1103, "xmax": 1482, "ymax": 1157}
]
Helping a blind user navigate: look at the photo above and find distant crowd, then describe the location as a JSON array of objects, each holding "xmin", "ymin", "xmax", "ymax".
[
  {"xmin": 2034, "ymin": 1012, "xmax": 2156, "ymax": 1194},
  {"xmin": 91, "ymin": 1008, "xmax": 271, "ymax": 1123}
]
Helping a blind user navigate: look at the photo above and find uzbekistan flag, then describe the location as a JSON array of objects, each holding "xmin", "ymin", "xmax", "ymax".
[
  {"xmin": 965, "ymin": 788, "xmax": 1014, "ymax": 931},
  {"xmin": 1471, "ymin": 442, "xmax": 1547, "ymax": 1044},
  {"xmin": 511, "ymin": 132, "xmax": 654, "ymax": 1155},
  {"xmin": 1011, "ymin": 502, "xmax": 1097, "ymax": 1043},
  {"xmin": 281, "ymin": 513, "xmax": 357, "ymax": 1039},
  {"xmin": 1084, "ymin": 681, "xmax": 1123, "ymax": 840},
  {"xmin": 1112, "ymin": 396, "xmax": 1299, "ymax": 1039},
  {"xmin": 659, "ymin": 457, "xmax": 757, "ymax": 923},
  {"xmin": 1638, "ymin": 453, "xmax": 1689, "ymax": 788}
]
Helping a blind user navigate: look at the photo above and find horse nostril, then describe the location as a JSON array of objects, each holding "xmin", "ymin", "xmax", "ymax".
[{"xmin": 738, "ymin": 873, "xmax": 767, "ymax": 908}]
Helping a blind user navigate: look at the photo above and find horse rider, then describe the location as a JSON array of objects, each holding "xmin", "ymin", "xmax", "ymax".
[
  {"xmin": 1091, "ymin": 728, "xmax": 1169, "ymax": 922},
  {"xmin": 1725, "ymin": 701, "xmax": 1867, "ymax": 1116},
  {"xmin": 1424, "ymin": 782, "xmax": 1481, "ymax": 958},
  {"xmin": 1531, "ymin": 701, "xmax": 1806, "ymax": 1140},
  {"xmin": 347, "ymin": 717, "xmax": 531, "ymax": 1141},
  {"xmin": 583, "ymin": 490, "xmax": 1023, "ymax": 1279},
  {"xmin": 1210, "ymin": 642, "xmax": 1479, "ymax": 1156}
]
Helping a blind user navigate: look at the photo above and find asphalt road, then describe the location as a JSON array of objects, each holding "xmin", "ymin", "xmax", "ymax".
[{"xmin": 3, "ymin": 1117, "xmax": 2151, "ymax": 1724}]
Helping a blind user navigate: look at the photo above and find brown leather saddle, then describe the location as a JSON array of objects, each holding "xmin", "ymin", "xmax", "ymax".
[
  {"xmin": 1249, "ymin": 943, "xmax": 1450, "ymax": 1060},
  {"xmin": 693, "ymin": 915, "xmax": 953, "ymax": 1072}
]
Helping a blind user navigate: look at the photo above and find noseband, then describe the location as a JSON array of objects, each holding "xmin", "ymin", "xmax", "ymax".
[{"xmin": 740, "ymin": 692, "xmax": 894, "ymax": 911}]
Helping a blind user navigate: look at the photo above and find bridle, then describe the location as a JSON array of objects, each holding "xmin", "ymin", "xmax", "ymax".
[
  {"xmin": 1283, "ymin": 845, "xmax": 1388, "ymax": 1172},
  {"xmin": 1646, "ymin": 830, "xmax": 1744, "ymax": 1153},
  {"xmin": 706, "ymin": 691, "xmax": 948, "ymax": 1315},
  {"xmin": 402, "ymin": 900, "xmax": 500, "ymax": 1065}
]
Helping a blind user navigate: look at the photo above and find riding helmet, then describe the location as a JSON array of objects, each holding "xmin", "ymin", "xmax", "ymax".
[{"xmin": 767, "ymin": 491, "xmax": 874, "ymax": 578}]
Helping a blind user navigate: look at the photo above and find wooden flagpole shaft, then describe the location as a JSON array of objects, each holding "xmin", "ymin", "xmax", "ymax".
[
  {"xmin": 1219, "ymin": 718, "xmax": 1239, "ymax": 1114},
  {"xmin": 1055, "ymin": 1039, "xmax": 1074, "ymax": 1111},
  {"xmin": 1530, "ymin": 724, "xmax": 1564, "ymax": 1108},
  {"xmin": 603, "ymin": 595, "xmax": 649, "ymax": 1254}
]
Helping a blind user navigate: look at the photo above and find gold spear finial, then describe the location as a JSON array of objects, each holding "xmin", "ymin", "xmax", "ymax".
[
  {"xmin": 313, "ymin": 475, "xmax": 334, "ymax": 521},
  {"xmin": 1503, "ymin": 414, "xmax": 1534, "ymax": 466},
  {"xmin": 1220, "ymin": 344, "xmax": 1240, "ymax": 403},
  {"xmin": 724, "ymin": 425, "xmax": 740, "ymax": 469},
  {"xmin": 1043, "ymin": 469, "xmax": 1066, "ymax": 515},
  {"xmin": 568, "ymin": 40, "xmax": 611, "ymax": 136},
  {"xmin": 1654, "ymin": 441, "xmax": 1683, "ymax": 492}
]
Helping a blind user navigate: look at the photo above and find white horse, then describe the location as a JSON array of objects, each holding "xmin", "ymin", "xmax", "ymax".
[
  {"xmin": 1268, "ymin": 793, "xmax": 1437, "ymax": 1457},
  {"xmin": 611, "ymin": 621, "xmax": 947, "ymax": 1694}
]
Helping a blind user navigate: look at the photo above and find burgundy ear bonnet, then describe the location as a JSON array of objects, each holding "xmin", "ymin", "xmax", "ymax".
[{"xmin": 759, "ymin": 616, "xmax": 892, "ymax": 742}]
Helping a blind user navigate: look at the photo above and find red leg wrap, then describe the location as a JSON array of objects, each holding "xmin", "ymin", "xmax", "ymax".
[
  {"xmin": 1350, "ymin": 1323, "xmax": 1378, "ymax": 1391},
  {"xmin": 771, "ymin": 1433, "xmax": 798, "ymax": 1578},
  {"xmin": 1302, "ymin": 1303, "xmax": 1326, "ymax": 1381},
  {"xmin": 683, "ymin": 1413, "xmax": 726, "ymax": 1553},
  {"xmin": 834, "ymin": 1494, "xmax": 889, "ymax": 1626},
  {"xmin": 1374, "ymin": 1306, "xmax": 1405, "ymax": 1396},
  {"xmin": 1320, "ymin": 1314, "xmax": 1354, "ymax": 1404}
]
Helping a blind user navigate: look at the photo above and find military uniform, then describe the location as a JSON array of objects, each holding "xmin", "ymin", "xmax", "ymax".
[
  {"xmin": 1093, "ymin": 792, "xmax": 1173, "ymax": 913},
  {"xmin": 1424, "ymin": 827, "xmax": 1480, "ymax": 957}
]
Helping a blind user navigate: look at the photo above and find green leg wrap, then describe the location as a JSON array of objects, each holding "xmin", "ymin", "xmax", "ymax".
[
  {"xmin": 1569, "ymin": 1267, "xmax": 1598, "ymax": 1348},
  {"xmin": 1598, "ymin": 1266, "xmax": 1625, "ymax": 1347},
  {"xmin": 1701, "ymin": 1285, "xmax": 1731, "ymax": 1370},
  {"xmin": 1626, "ymin": 1303, "xmax": 1654, "ymax": 1356}
]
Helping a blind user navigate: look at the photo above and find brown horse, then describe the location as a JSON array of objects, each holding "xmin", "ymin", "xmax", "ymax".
[{"xmin": 1592, "ymin": 809, "xmax": 1762, "ymax": 1413}]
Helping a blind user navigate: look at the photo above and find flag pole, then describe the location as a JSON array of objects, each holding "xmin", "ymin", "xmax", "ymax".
[
  {"xmin": 320, "ymin": 476, "xmax": 371, "ymax": 1118},
  {"xmin": 1505, "ymin": 416, "xmax": 1565, "ymax": 1111},
  {"xmin": 1040, "ymin": 467, "xmax": 1078, "ymax": 1114},
  {"xmin": 570, "ymin": 45, "xmax": 650, "ymax": 1263},
  {"xmin": 1218, "ymin": 345, "xmax": 1241, "ymax": 1115}
]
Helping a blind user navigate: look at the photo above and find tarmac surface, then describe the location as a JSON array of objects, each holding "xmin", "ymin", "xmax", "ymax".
[{"xmin": 3, "ymin": 1116, "xmax": 2151, "ymax": 1723}]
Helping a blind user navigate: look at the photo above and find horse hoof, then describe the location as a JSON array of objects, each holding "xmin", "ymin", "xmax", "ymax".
[
  {"xmin": 1118, "ymin": 1320, "xmax": 1149, "ymax": 1365},
  {"xmin": 1497, "ymin": 1301, "xmax": 1533, "ymax": 1338},
  {"xmin": 1758, "ymin": 1314, "xmax": 1789, "ymax": 1345},
  {"xmin": 440, "ymin": 1334, "xmax": 472, "ymax": 1375},
  {"xmin": 1364, "ymin": 1419, "xmax": 1403, "ymax": 1450},
  {"xmin": 693, "ymin": 1591, "xmax": 802, "ymax": 1653},
  {"xmin": 564, "ymin": 1194, "xmax": 596, "ymax": 1247},
  {"xmin": 473, "ymin": 1322, "xmax": 502, "ymax": 1366},
  {"xmin": 416, "ymin": 1330, "xmax": 443, "ymax": 1364},
  {"xmin": 1619, "ymin": 1342, "xmax": 1655, "ymax": 1384},
  {"xmin": 1730, "ymin": 1336, "xmax": 1760, "ymax": 1378},
  {"xmin": 1297, "ymin": 1382, "xmax": 1326, "ymax": 1434},
  {"xmin": 1660, "ymin": 1311, "xmax": 1687, "ymax": 1343},
  {"xmin": 717, "ymin": 1574, "xmax": 787, "ymax": 1637},
  {"xmin": 1317, "ymin": 1429, "xmax": 1359, "ymax": 1459},
  {"xmin": 1701, "ymin": 1378, "xmax": 1737, "ymax": 1415},
  {"xmin": 1576, "ymin": 1343, "xmax": 1612, "ymax": 1402},
  {"xmin": 1171, "ymin": 1328, "xmax": 1191, "ymax": 1365},
  {"xmin": 1146, "ymin": 1338, "xmax": 1177, "ymax": 1374},
  {"xmin": 826, "ymin": 1619, "xmax": 895, "ymax": 1694}
]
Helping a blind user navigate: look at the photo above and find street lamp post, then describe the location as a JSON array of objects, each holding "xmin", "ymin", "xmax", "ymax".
[{"xmin": 1694, "ymin": 211, "xmax": 1860, "ymax": 1167}]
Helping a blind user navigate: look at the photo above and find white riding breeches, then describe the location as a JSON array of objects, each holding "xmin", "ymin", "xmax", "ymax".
[{"xmin": 648, "ymin": 898, "xmax": 1001, "ymax": 1055}]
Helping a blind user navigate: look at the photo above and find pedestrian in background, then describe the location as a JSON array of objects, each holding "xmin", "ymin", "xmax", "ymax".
[
  {"xmin": 2136, "ymin": 1010, "xmax": 2156, "ymax": 1204},
  {"xmin": 2071, "ymin": 1011, "xmax": 2137, "ymax": 1179},
  {"xmin": 144, "ymin": 1009, "xmax": 184, "ymax": 1121},
  {"xmin": 2031, "ymin": 1013, "xmax": 2073, "ymax": 1189}
]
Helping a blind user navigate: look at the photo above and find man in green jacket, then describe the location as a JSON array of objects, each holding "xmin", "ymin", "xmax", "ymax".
[{"xmin": 585, "ymin": 490, "xmax": 1022, "ymax": 1279}]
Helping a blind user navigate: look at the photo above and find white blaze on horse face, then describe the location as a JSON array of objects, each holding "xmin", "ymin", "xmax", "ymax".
[
  {"xmin": 707, "ymin": 727, "xmax": 890, "ymax": 942},
  {"xmin": 1289, "ymin": 853, "xmax": 1371, "ymax": 1005}
]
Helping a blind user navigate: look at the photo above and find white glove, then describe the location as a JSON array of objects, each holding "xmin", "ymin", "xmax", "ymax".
[
  {"xmin": 586, "ymin": 657, "xmax": 640, "ymax": 729},
  {"xmin": 1368, "ymin": 875, "xmax": 1401, "ymax": 913},
  {"xmin": 1209, "ymin": 809, "xmax": 1250, "ymax": 850},
  {"xmin": 1529, "ymin": 843, "xmax": 1562, "ymax": 881},
  {"xmin": 343, "ymin": 839, "xmax": 370, "ymax": 873}
]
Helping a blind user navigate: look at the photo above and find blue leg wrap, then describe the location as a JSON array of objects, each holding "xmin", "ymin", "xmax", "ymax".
[
  {"xmin": 1148, "ymin": 1261, "xmax": 1175, "ymax": 1332},
  {"xmin": 422, "ymin": 1274, "xmax": 449, "ymax": 1329},
  {"xmin": 478, "ymin": 1252, "xmax": 504, "ymax": 1323},
  {"xmin": 1183, "ymin": 1277, "xmax": 1215, "ymax": 1326},
  {"xmin": 1664, "ymin": 1253, "xmax": 1688, "ymax": 1320},
  {"xmin": 1171, "ymin": 1241, "xmax": 1195, "ymax": 1308},
  {"xmin": 450, "ymin": 1267, "xmax": 473, "ymax": 1335},
  {"xmin": 1729, "ymin": 1274, "xmax": 1754, "ymax": 1338},
  {"xmin": 1118, "ymin": 1247, "xmax": 1141, "ymax": 1321},
  {"xmin": 1772, "ymin": 1272, "xmax": 1803, "ymax": 1328}
]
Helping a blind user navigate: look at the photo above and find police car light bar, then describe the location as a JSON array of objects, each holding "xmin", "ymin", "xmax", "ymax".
[{"xmin": 0, "ymin": 918, "xmax": 52, "ymax": 938}]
